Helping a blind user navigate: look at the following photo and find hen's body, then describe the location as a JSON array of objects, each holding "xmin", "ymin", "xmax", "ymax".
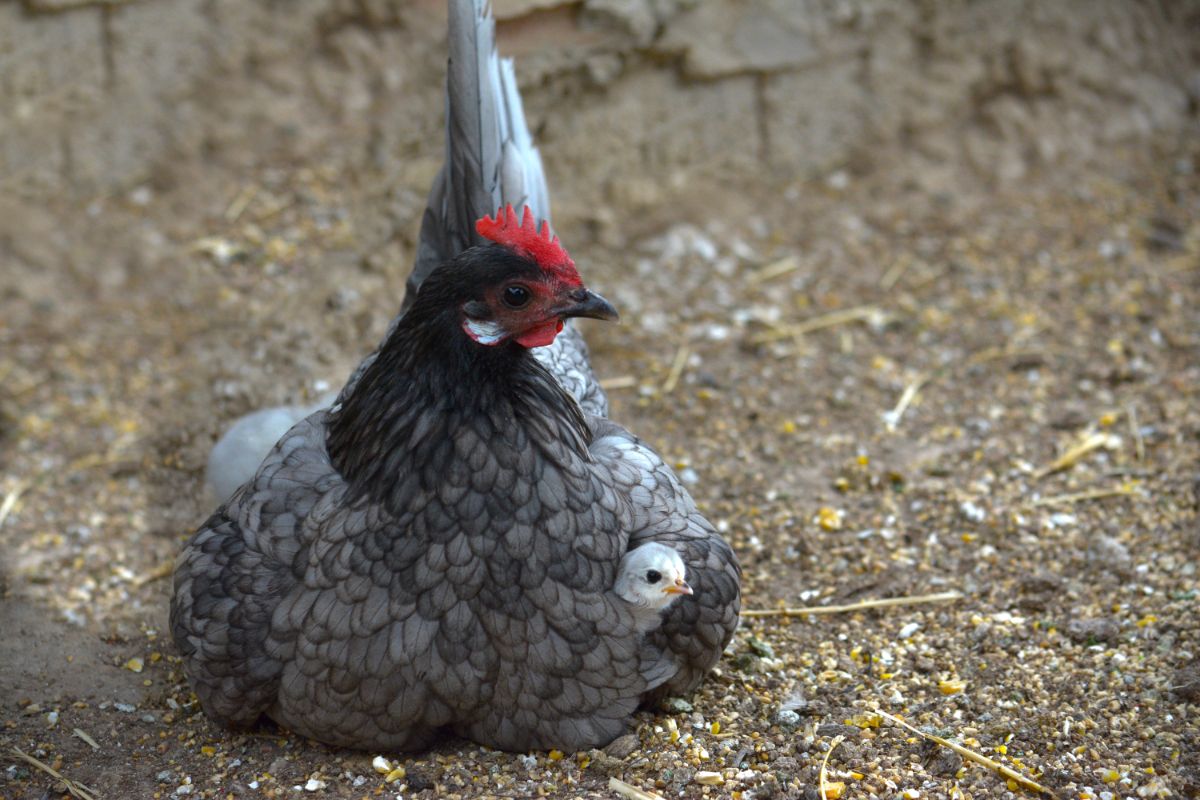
[
  {"xmin": 172, "ymin": 0, "xmax": 739, "ymax": 752},
  {"xmin": 173, "ymin": 249, "xmax": 739, "ymax": 750}
]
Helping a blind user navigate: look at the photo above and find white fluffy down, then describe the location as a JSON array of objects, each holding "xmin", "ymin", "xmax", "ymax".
[
  {"xmin": 614, "ymin": 542, "xmax": 693, "ymax": 631},
  {"xmin": 205, "ymin": 394, "xmax": 335, "ymax": 502}
]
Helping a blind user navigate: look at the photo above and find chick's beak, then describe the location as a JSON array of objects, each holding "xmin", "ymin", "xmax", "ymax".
[
  {"xmin": 663, "ymin": 578, "xmax": 693, "ymax": 596},
  {"xmin": 558, "ymin": 288, "xmax": 619, "ymax": 322}
]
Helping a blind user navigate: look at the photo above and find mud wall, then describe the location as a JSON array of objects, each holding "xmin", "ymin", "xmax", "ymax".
[{"xmin": 2, "ymin": 0, "xmax": 1196, "ymax": 206}]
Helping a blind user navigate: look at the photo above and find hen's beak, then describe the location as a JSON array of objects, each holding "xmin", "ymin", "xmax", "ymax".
[
  {"xmin": 558, "ymin": 288, "xmax": 619, "ymax": 322},
  {"xmin": 663, "ymin": 578, "xmax": 693, "ymax": 596}
]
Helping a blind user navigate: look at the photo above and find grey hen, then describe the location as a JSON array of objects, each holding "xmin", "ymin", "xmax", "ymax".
[{"xmin": 172, "ymin": 0, "xmax": 740, "ymax": 752}]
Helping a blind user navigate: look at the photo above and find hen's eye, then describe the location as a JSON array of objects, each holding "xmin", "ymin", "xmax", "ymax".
[
  {"xmin": 502, "ymin": 285, "xmax": 532, "ymax": 309},
  {"xmin": 645, "ymin": 570, "xmax": 662, "ymax": 584}
]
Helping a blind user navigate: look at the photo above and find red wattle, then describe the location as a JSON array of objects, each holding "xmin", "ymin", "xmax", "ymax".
[{"xmin": 515, "ymin": 319, "xmax": 563, "ymax": 348}]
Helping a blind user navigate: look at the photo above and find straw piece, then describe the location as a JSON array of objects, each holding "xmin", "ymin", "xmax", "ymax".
[
  {"xmin": 661, "ymin": 345, "xmax": 690, "ymax": 395},
  {"xmin": 742, "ymin": 591, "xmax": 962, "ymax": 618},
  {"xmin": 0, "ymin": 480, "xmax": 28, "ymax": 528},
  {"xmin": 1026, "ymin": 485, "xmax": 1135, "ymax": 508},
  {"xmin": 818, "ymin": 734, "xmax": 845, "ymax": 800},
  {"xmin": 72, "ymin": 728, "xmax": 100, "ymax": 750},
  {"xmin": 1034, "ymin": 431, "xmax": 1120, "ymax": 479},
  {"xmin": 599, "ymin": 375, "xmax": 637, "ymax": 390},
  {"xmin": 751, "ymin": 305, "xmax": 882, "ymax": 344},
  {"xmin": 609, "ymin": 776, "xmax": 666, "ymax": 800},
  {"xmin": 872, "ymin": 710, "xmax": 1054, "ymax": 796},
  {"xmin": 750, "ymin": 255, "xmax": 799, "ymax": 284},
  {"xmin": 10, "ymin": 747, "xmax": 97, "ymax": 800}
]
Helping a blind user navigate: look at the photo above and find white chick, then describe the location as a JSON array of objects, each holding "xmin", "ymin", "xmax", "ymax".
[{"xmin": 614, "ymin": 542, "xmax": 693, "ymax": 632}]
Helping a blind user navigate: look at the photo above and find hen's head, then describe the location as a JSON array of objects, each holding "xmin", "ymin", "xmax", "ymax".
[
  {"xmin": 615, "ymin": 543, "xmax": 693, "ymax": 614},
  {"xmin": 450, "ymin": 205, "xmax": 616, "ymax": 349}
]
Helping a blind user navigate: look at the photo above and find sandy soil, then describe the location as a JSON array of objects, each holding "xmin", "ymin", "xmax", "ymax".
[{"xmin": 1, "ymin": 130, "xmax": 1197, "ymax": 799}]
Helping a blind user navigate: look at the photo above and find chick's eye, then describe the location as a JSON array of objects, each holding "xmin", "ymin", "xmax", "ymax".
[
  {"xmin": 502, "ymin": 285, "xmax": 532, "ymax": 308},
  {"xmin": 645, "ymin": 570, "xmax": 662, "ymax": 584}
]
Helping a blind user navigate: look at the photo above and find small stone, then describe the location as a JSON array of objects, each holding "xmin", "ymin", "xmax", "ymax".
[
  {"xmin": 747, "ymin": 636, "xmax": 775, "ymax": 659},
  {"xmin": 156, "ymin": 771, "xmax": 174, "ymax": 783},
  {"xmin": 1066, "ymin": 617, "xmax": 1120, "ymax": 644},
  {"xmin": 604, "ymin": 733, "xmax": 640, "ymax": 759},
  {"xmin": 816, "ymin": 723, "xmax": 859, "ymax": 738},
  {"xmin": 1169, "ymin": 659, "xmax": 1200, "ymax": 702},
  {"xmin": 694, "ymin": 770, "xmax": 724, "ymax": 785},
  {"xmin": 1089, "ymin": 536, "xmax": 1133, "ymax": 573},
  {"xmin": 959, "ymin": 501, "xmax": 986, "ymax": 522},
  {"xmin": 927, "ymin": 749, "xmax": 963, "ymax": 776},
  {"xmin": 772, "ymin": 709, "xmax": 801, "ymax": 728},
  {"xmin": 661, "ymin": 696, "xmax": 694, "ymax": 714},
  {"xmin": 406, "ymin": 770, "xmax": 433, "ymax": 792},
  {"xmin": 303, "ymin": 778, "xmax": 326, "ymax": 791}
]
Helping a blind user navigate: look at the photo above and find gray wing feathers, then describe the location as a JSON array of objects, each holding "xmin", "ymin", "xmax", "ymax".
[{"xmin": 589, "ymin": 417, "xmax": 742, "ymax": 699}]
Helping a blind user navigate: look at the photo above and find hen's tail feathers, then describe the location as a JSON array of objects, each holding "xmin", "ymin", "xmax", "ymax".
[{"xmin": 406, "ymin": 0, "xmax": 550, "ymax": 311}]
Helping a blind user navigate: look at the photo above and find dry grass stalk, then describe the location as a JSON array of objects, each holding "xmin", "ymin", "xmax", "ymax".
[
  {"xmin": 749, "ymin": 255, "xmax": 799, "ymax": 284},
  {"xmin": 224, "ymin": 184, "xmax": 258, "ymax": 222},
  {"xmin": 751, "ymin": 305, "xmax": 882, "ymax": 344},
  {"xmin": 609, "ymin": 776, "xmax": 666, "ymax": 800},
  {"xmin": 599, "ymin": 375, "xmax": 637, "ymax": 390},
  {"xmin": 661, "ymin": 345, "xmax": 690, "ymax": 395},
  {"xmin": 72, "ymin": 728, "xmax": 100, "ymax": 750},
  {"xmin": 10, "ymin": 747, "xmax": 97, "ymax": 800},
  {"xmin": 1027, "ymin": 485, "xmax": 1136, "ymax": 508},
  {"xmin": 884, "ymin": 372, "xmax": 932, "ymax": 432},
  {"xmin": 1034, "ymin": 431, "xmax": 1120, "ymax": 479},
  {"xmin": 884, "ymin": 346, "xmax": 1048, "ymax": 433},
  {"xmin": 818, "ymin": 734, "xmax": 845, "ymax": 800},
  {"xmin": 132, "ymin": 561, "xmax": 175, "ymax": 588},
  {"xmin": 742, "ymin": 591, "xmax": 962, "ymax": 618},
  {"xmin": 0, "ymin": 480, "xmax": 28, "ymax": 528},
  {"xmin": 1127, "ymin": 403, "xmax": 1145, "ymax": 462},
  {"xmin": 872, "ymin": 709, "xmax": 1055, "ymax": 796},
  {"xmin": 879, "ymin": 256, "xmax": 913, "ymax": 290}
]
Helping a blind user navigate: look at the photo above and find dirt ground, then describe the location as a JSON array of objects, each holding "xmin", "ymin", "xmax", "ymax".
[{"xmin": 1, "ymin": 91, "xmax": 1198, "ymax": 800}]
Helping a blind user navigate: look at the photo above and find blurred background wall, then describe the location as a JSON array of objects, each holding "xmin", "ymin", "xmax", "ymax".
[{"xmin": 2, "ymin": 0, "xmax": 1195, "ymax": 209}]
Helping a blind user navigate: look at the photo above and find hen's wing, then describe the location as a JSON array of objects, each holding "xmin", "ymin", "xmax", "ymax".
[
  {"xmin": 588, "ymin": 417, "xmax": 742, "ymax": 698},
  {"xmin": 171, "ymin": 416, "xmax": 332, "ymax": 726}
]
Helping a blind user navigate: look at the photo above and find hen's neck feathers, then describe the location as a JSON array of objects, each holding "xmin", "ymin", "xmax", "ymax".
[{"xmin": 326, "ymin": 267, "xmax": 591, "ymax": 507}]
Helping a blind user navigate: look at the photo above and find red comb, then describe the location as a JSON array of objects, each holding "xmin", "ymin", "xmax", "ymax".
[{"xmin": 475, "ymin": 204, "xmax": 581, "ymax": 286}]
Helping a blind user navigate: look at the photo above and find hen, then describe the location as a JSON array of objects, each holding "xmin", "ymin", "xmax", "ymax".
[{"xmin": 171, "ymin": 0, "xmax": 740, "ymax": 752}]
